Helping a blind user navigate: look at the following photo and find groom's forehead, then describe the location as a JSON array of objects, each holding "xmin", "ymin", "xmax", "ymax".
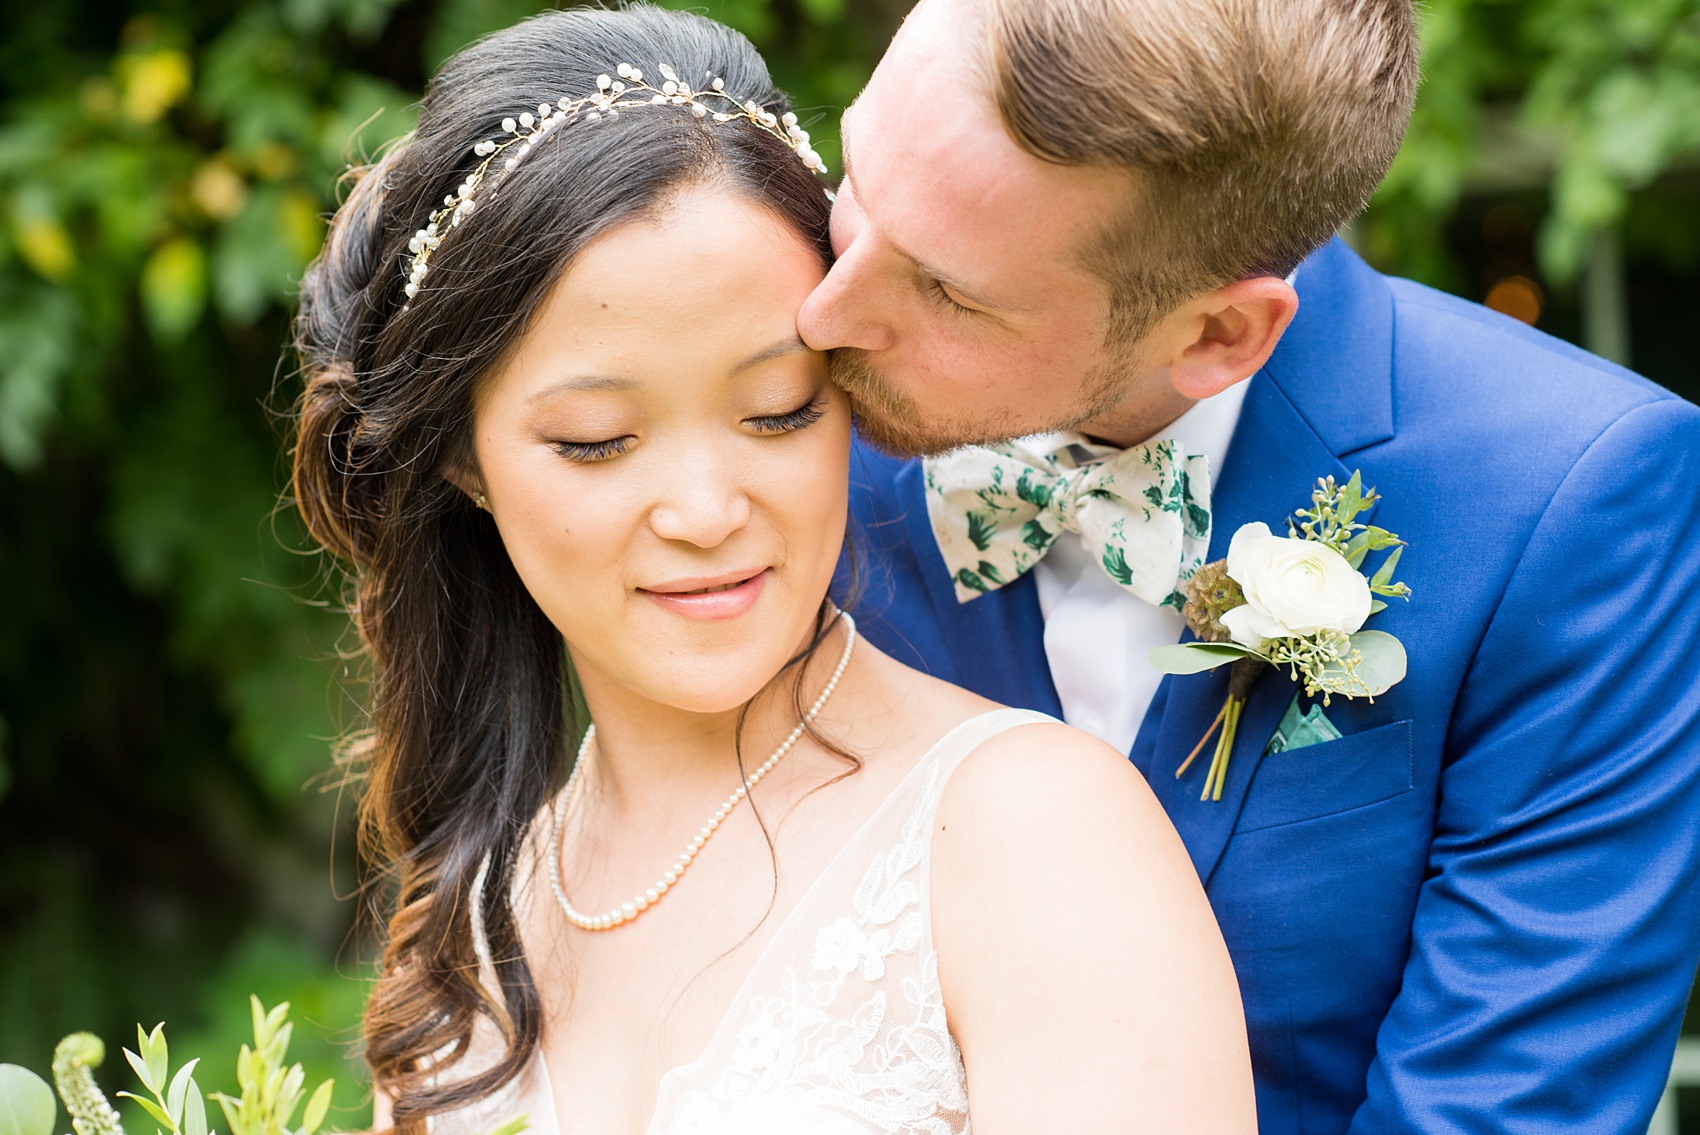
[{"xmin": 844, "ymin": 47, "xmax": 1127, "ymax": 290}]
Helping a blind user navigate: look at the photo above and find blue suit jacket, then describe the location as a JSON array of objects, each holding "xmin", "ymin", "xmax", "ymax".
[{"xmin": 841, "ymin": 239, "xmax": 1700, "ymax": 1134}]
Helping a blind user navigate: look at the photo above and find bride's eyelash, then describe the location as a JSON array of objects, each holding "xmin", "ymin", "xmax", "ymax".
[
  {"xmin": 551, "ymin": 436, "xmax": 632, "ymax": 462},
  {"xmin": 748, "ymin": 399, "xmax": 828, "ymax": 435}
]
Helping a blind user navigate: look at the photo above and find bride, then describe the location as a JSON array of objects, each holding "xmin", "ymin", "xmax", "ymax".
[{"xmin": 292, "ymin": 6, "xmax": 1252, "ymax": 1133}]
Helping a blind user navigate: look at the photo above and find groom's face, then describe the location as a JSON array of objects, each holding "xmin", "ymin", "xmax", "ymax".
[{"xmin": 796, "ymin": 0, "xmax": 1157, "ymax": 455}]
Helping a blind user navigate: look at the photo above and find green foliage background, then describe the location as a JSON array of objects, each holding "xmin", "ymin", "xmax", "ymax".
[{"xmin": 0, "ymin": 0, "xmax": 1695, "ymax": 1126}]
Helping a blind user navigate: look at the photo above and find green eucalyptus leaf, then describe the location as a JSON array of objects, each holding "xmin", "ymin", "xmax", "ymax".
[
  {"xmin": 277, "ymin": 1066, "xmax": 304, "ymax": 1123},
  {"xmin": 145, "ymin": 1026, "xmax": 167, "ymax": 1095},
  {"xmin": 1369, "ymin": 545, "xmax": 1404, "ymax": 591},
  {"xmin": 1368, "ymin": 599, "xmax": 1389, "ymax": 616},
  {"xmin": 117, "ymin": 1093, "xmax": 173, "ymax": 1131},
  {"xmin": 182, "ymin": 1083, "xmax": 206, "ymax": 1135},
  {"xmin": 0, "ymin": 1064, "xmax": 57, "ymax": 1135},
  {"xmin": 1149, "ymin": 642, "xmax": 1258, "ymax": 675},
  {"xmin": 1337, "ymin": 470, "xmax": 1365, "ymax": 525},
  {"xmin": 483, "ymin": 1116, "xmax": 530, "ymax": 1135},
  {"xmin": 248, "ymin": 999, "xmax": 267, "ymax": 1048},
  {"xmin": 263, "ymin": 1002, "xmax": 290, "ymax": 1040},
  {"xmin": 300, "ymin": 1082, "xmax": 332, "ymax": 1135},
  {"xmin": 166, "ymin": 1061, "xmax": 199, "ymax": 1128},
  {"xmin": 270, "ymin": 1023, "xmax": 293, "ymax": 1065},
  {"xmin": 123, "ymin": 1051, "xmax": 156, "ymax": 1097},
  {"xmin": 212, "ymin": 1093, "xmax": 242, "ymax": 1135},
  {"xmin": 1348, "ymin": 630, "xmax": 1408, "ymax": 697}
]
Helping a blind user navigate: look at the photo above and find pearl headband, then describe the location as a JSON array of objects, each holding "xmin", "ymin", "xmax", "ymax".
[{"xmin": 402, "ymin": 62, "xmax": 827, "ymax": 308}]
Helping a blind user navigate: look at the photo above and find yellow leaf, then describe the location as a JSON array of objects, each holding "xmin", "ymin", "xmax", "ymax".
[
  {"xmin": 120, "ymin": 49, "xmax": 192, "ymax": 124},
  {"xmin": 280, "ymin": 190, "xmax": 325, "ymax": 268},
  {"xmin": 14, "ymin": 217, "xmax": 75, "ymax": 281},
  {"xmin": 192, "ymin": 158, "xmax": 248, "ymax": 221}
]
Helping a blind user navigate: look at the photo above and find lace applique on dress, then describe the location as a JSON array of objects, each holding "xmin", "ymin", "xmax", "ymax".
[{"xmin": 648, "ymin": 709, "xmax": 1052, "ymax": 1135}]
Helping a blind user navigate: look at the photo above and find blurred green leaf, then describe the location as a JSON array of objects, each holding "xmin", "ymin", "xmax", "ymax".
[
  {"xmin": 140, "ymin": 238, "xmax": 208, "ymax": 343},
  {"xmin": 0, "ymin": 1065, "xmax": 56, "ymax": 1135}
]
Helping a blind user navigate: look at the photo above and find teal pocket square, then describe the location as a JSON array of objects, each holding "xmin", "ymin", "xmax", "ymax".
[{"xmin": 1265, "ymin": 694, "xmax": 1344, "ymax": 755}]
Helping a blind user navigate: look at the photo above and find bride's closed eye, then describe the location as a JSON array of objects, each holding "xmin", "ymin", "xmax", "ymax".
[
  {"xmin": 746, "ymin": 397, "xmax": 828, "ymax": 435},
  {"xmin": 551, "ymin": 436, "xmax": 634, "ymax": 462}
]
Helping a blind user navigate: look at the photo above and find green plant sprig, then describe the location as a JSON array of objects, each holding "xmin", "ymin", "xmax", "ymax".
[
  {"xmin": 1289, "ymin": 472, "xmax": 1413, "ymax": 609},
  {"xmin": 207, "ymin": 999, "xmax": 333, "ymax": 1135},
  {"xmin": 116, "ymin": 1024, "xmax": 210, "ymax": 1135}
]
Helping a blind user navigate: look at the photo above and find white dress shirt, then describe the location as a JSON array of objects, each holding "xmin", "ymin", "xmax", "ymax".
[{"xmin": 1031, "ymin": 380, "xmax": 1250, "ymax": 754}]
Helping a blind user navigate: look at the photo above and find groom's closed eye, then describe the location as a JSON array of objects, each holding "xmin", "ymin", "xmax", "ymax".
[{"xmin": 924, "ymin": 276, "xmax": 984, "ymax": 317}]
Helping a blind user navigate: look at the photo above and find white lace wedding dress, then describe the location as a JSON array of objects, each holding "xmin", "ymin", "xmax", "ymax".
[{"xmin": 431, "ymin": 707, "xmax": 1052, "ymax": 1135}]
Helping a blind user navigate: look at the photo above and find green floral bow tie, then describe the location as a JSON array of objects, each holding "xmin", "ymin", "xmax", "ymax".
[{"xmin": 922, "ymin": 436, "xmax": 1212, "ymax": 608}]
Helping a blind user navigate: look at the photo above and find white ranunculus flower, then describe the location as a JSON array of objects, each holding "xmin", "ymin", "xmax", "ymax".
[{"xmin": 1219, "ymin": 522, "xmax": 1372, "ymax": 650}]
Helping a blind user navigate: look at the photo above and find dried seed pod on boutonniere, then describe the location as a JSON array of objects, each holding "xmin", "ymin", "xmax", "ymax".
[{"xmin": 1151, "ymin": 472, "xmax": 1413, "ymax": 801}]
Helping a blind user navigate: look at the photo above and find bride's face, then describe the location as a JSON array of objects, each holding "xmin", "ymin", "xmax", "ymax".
[{"xmin": 466, "ymin": 183, "xmax": 848, "ymax": 716}]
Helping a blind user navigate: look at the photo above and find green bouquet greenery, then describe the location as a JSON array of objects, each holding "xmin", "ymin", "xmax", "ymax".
[{"xmin": 0, "ymin": 998, "xmax": 333, "ymax": 1135}]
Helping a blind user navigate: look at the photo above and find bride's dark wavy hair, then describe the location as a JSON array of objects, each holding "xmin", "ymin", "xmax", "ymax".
[{"xmin": 288, "ymin": 6, "xmax": 832, "ymax": 1127}]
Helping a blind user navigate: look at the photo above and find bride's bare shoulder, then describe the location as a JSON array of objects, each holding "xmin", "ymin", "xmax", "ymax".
[
  {"xmin": 934, "ymin": 718, "xmax": 1180, "ymax": 858},
  {"xmin": 926, "ymin": 716, "xmax": 1256, "ymax": 1133}
]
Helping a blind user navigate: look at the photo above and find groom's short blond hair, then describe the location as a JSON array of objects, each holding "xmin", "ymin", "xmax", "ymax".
[{"xmin": 984, "ymin": 0, "xmax": 1418, "ymax": 340}]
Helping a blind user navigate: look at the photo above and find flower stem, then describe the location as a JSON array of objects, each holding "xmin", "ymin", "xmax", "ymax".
[
  {"xmin": 1202, "ymin": 694, "xmax": 1244, "ymax": 801},
  {"xmin": 1175, "ymin": 702, "xmax": 1228, "ymax": 779}
]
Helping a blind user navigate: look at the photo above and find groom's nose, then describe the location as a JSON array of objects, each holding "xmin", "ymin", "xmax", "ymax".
[{"xmin": 798, "ymin": 191, "xmax": 896, "ymax": 354}]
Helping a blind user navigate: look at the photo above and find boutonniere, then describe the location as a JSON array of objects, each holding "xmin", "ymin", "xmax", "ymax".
[{"xmin": 1150, "ymin": 472, "xmax": 1412, "ymax": 801}]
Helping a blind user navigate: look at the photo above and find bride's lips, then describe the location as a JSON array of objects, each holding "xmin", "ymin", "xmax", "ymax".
[{"xmin": 639, "ymin": 568, "xmax": 769, "ymax": 620}]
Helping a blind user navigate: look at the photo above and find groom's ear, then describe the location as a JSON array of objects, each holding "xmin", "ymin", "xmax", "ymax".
[{"xmin": 1165, "ymin": 276, "xmax": 1299, "ymax": 401}]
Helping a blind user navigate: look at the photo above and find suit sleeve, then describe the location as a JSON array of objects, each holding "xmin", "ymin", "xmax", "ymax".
[{"xmin": 1349, "ymin": 397, "xmax": 1700, "ymax": 1134}]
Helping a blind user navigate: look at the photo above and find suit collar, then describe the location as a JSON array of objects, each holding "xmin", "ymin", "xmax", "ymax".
[{"xmin": 1265, "ymin": 238, "xmax": 1395, "ymax": 458}]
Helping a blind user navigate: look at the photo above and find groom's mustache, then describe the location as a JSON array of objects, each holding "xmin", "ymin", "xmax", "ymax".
[
  {"xmin": 829, "ymin": 348, "xmax": 1002, "ymax": 459},
  {"xmin": 828, "ymin": 348, "xmax": 931, "ymax": 458}
]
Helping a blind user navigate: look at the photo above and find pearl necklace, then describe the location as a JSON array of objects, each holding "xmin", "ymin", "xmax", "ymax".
[{"xmin": 547, "ymin": 614, "xmax": 857, "ymax": 932}]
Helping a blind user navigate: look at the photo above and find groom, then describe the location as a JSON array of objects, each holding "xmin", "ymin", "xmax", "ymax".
[{"xmin": 800, "ymin": 0, "xmax": 1700, "ymax": 1130}]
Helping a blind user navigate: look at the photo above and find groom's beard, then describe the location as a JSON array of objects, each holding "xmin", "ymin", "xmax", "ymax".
[
  {"xmin": 829, "ymin": 349, "xmax": 988, "ymax": 457},
  {"xmin": 829, "ymin": 347, "xmax": 1138, "ymax": 457}
]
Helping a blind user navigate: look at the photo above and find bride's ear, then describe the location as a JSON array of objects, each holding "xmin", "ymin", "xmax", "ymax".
[
  {"xmin": 1166, "ymin": 275, "xmax": 1299, "ymax": 401},
  {"xmin": 441, "ymin": 464, "xmax": 491, "ymax": 510}
]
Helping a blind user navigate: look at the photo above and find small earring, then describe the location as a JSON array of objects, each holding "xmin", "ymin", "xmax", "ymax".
[{"xmin": 472, "ymin": 492, "xmax": 489, "ymax": 510}]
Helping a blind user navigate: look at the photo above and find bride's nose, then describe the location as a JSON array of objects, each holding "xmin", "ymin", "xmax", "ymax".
[{"xmin": 646, "ymin": 445, "xmax": 753, "ymax": 548}]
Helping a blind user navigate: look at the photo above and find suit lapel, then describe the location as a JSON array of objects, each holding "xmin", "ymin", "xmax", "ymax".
[
  {"xmin": 1135, "ymin": 239, "xmax": 1395, "ymax": 885},
  {"xmin": 891, "ymin": 461, "xmax": 1064, "ymax": 717}
]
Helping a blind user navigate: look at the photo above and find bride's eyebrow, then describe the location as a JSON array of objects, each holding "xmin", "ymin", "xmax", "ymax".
[
  {"xmin": 525, "ymin": 374, "xmax": 638, "ymax": 403},
  {"xmin": 733, "ymin": 336, "xmax": 810, "ymax": 372}
]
